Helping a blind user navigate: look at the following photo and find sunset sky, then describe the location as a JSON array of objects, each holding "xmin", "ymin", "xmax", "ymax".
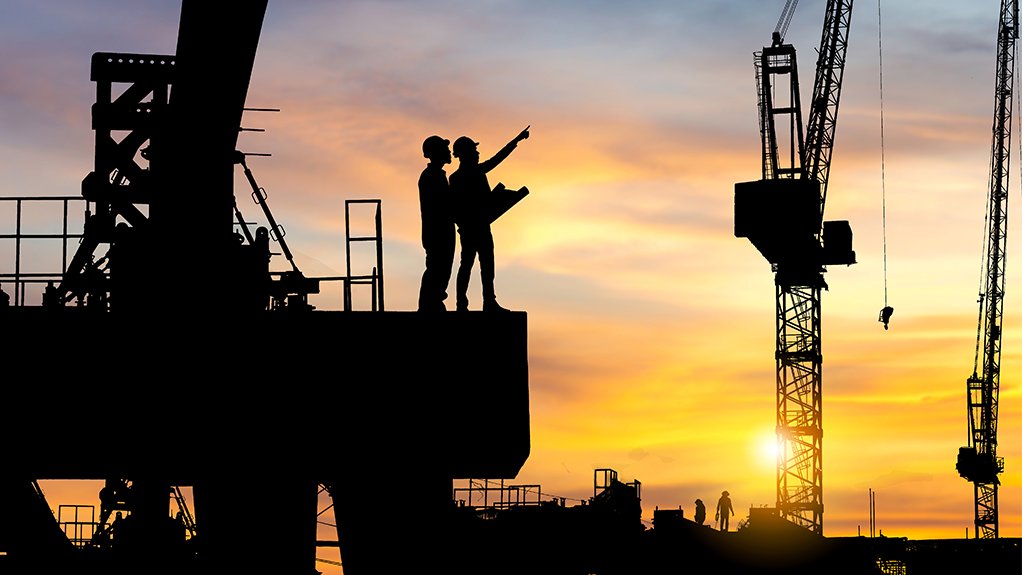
[{"xmin": 2, "ymin": 0, "xmax": 1020, "ymax": 563}]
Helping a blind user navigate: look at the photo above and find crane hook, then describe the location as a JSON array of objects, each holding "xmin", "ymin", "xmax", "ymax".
[{"xmin": 878, "ymin": 306, "xmax": 894, "ymax": 330}]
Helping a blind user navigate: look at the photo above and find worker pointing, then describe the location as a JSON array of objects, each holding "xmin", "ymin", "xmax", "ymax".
[{"xmin": 450, "ymin": 125, "xmax": 530, "ymax": 312}]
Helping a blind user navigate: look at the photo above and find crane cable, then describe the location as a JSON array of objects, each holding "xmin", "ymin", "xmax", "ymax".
[
  {"xmin": 774, "ymin": 0, "xmax": 800, "ymax": 42},
  {"xmin": 878, "ymin": 0, "xmax": 895, "ymax": 330}
]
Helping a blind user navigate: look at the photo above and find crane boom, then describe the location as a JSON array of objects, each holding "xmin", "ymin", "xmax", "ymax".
[
  {"xmin": 804, "ymin": 0, "xmax": 853, "ymax": 217},
  {"xmin": 735, "ymin": 0, "xmax": 855, "ymax": 535},
  {"xmin": 956, "ymin": 0, "xmax": 1016, "ymax": 540}
]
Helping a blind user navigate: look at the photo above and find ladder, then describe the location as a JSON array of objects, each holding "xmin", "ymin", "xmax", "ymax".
[
  {"xmin": 344, "ymin": 199, "xmax": 384, "ymax": 311},
  {"xmin": 171, "ymin": 485, "xmax": 197, "ymax": 539}
]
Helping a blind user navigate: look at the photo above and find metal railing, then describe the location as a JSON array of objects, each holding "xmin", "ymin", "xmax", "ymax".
[
  {"xmin": 453, "ymin": 478, "xmax": 549, "ymax": 510},
  {"xmin": 0, "ymin": 196, "xmax": 87, "ymax": 306},
  {"xmin": 1, "ymin": 195, "xmax": 384, "ymax": 312}
]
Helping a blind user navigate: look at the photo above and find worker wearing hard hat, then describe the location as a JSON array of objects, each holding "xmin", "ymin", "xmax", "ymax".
[
  {"xmin": 716, "ymin": 490, "xmax": 734, "ymax": 532},
  {"xmin": 449, "ymin": 125, "xmax": 530, "ymax": 312},
  {"xmin": 417, "ymin": 134, "xmax": 455, "ymax": 312}
]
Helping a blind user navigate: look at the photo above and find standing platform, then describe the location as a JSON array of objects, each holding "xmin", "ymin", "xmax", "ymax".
[{"xmin": 1, "ymin": 308, "xmax": 531, "ymax": 574}]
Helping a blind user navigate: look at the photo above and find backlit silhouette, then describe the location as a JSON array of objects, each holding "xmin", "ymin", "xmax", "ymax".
[
  {"xmin": 1, "ymin": 2, "xmax": 1019, "ymax": 575},
  {"xmin": 451, "ymin": 126, "xmax": 530, "ymax": 312},
  {"xmin": 879, "ymin": 305, "xmax": 894, "ymax": 330},
  {"xmin": 695, "ymin": 498, "xmax": 707, "ymax": 526},
  {"xmin": 417, "ymin": 135, "xmax": 455, "ymax": 312},
  {"xmin": 716, "ymin": 490, "xmax": 734, "ymax": 532}
]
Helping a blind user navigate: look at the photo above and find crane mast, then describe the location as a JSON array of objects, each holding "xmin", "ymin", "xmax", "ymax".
[
  {"xmin": 736, "ymin": 0, "xmax": 855, "ymax": 535},
  {"xmin": 956, "ymin": 0, "xmax": 1016, "ymax": 540}
]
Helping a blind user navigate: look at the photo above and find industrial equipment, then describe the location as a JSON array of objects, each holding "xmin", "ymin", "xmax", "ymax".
[
  {"xmin": 4, "ymin": 2, "xmax": 1021, "ymax": 573},
  {"xmin": 734, "ymin": 0, "xmax": 856, "ymax": 534},
  {"xmin": 0, "ymin": 2, "xmax": 532, "ymax": 574},
  {"xmin": 955, "ymin": 0, "xmax": 1015, "ymax": 540}
]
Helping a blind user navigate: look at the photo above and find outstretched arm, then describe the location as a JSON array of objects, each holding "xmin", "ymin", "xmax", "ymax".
[
  {"xmin": 481, "ymin": 125, "xmax": 530, "ymax": 172},
  {"xmin": 512, "ymin": 125, "xmax": 530, "ymax": 143}
]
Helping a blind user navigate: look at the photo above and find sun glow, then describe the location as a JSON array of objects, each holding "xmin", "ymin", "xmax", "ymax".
[{"xmin": 756, "ymin": 430, "xmax": 781, "ymax": 470}]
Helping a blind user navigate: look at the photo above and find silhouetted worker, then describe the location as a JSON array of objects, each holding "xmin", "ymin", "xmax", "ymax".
[
  {"xmin": 716, "ymin": 490, "xmax": 734, "ymax": 532},
  {"xmin": 42, "ymin": 281, "xmax": 59, "ymax": 308},
  {"xmin": 99, "ymin": 478, "xmax": 131, "ymax": 527},
  {"xmin": 879, "ymin": 305, "xmax": 894, "ymax": 330},
  {"xmin": 694, "ymin": 498, "xmax": 706, "ymax": 526},
  {"xmin": 450, "ymin": 126, "xmax": 530, "ymax": 312},
  {"xmin": 417, "ymin": 135, "xmax": 455, "ymax": 312}
]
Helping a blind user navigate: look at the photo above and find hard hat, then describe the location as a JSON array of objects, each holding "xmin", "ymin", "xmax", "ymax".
[
  {"xmin": 452, "ymin": 136, "xmax": 479, "ymax": 158},
  {"xmin": 422, "ymin": 135, "xmax": 450, "ymax": 158}
]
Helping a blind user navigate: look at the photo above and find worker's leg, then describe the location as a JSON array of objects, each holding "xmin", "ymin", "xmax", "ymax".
[
  {"xmin": 418, "ymin": 248, "xmax": 447, "ymax": 311},
  {"xmin": 456, "ymin": 230, "xmax": 478, "ymax": 310},
  {"xmin": 437, "ymin": 232, "xmax": 455, "ymax": 304},
  {"xmin": 479, "ymin": 228, "xmax": 496, "ymax": 303}
]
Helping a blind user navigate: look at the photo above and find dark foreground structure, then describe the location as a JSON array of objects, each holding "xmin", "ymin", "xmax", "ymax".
[
  {"xmin": 0, "ymin": 3, "xmax": 533, "ymax": 572},
  {"xmin": 0, "ymin": 2, "xmax": 1018, "ymax": 574},
  {"xmin": 1, "ymin": 310, "xmax": 531, "ymax": 574}
]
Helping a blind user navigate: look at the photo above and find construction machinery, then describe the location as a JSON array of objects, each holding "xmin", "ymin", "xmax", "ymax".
[
  {"xmin": 0, "ymin": 2, "xmax": 531, "ymax": 574},
  {"xmin": 955, "ymin": 0, "xmax": 1016, "ymax": 540},
  {"xmin": 734, "ymin": 0, "xmax": 856, "ymax": 534},
  {"xmin": 4, "ymin": 1, "xmax": 1021, "ymax": 573}
]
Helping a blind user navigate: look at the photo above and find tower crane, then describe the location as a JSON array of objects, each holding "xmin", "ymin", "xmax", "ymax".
[
  {"xmin": 734, "ymin": 0, "xmax": 856, "ymax": 534},
  {"xmin": 955, "ymin": 0, "xmax": 1016, "ymax": 540}
]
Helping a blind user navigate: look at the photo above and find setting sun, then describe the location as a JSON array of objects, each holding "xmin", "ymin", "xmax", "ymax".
[{"xmin": 755, "ymin": 429, "xmax": 781, "ymax": 470}]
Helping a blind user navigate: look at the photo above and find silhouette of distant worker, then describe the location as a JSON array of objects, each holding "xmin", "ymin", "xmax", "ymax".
[
  {"xmin": 42, "ymin": 281, "xmax": 59, "ymax": 308},
  {"xmin": 694, "ymin": 498, "xmax": 706, "ymax": 526},
  {"xmin": 450, "ymin": 126, "xmax": 530, "ymax": 312},
  {"xmin": 417, "ymin": 135, "xmax": 455, "ymax": 312},
  {"xmin": 716, "ymin": 490, "xmax": 734, "ymax": 532}
]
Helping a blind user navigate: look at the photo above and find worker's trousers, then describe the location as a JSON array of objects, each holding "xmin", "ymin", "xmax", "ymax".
[{"xmin": 456, "ymin": 225, "xmax": 495, "ymax": 308}]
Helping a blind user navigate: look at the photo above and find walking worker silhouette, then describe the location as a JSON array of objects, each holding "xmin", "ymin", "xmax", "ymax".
[
  {"xmin": 716, "ymin": 490, "xmax": 734, "ymax": 532},
  {"xmin": 694, "ymin": 498, "xmax": 707, "ymax": 526},
  {"xmin": 450, "ymin": 125, "xmax": 530, "ymax": 312},
  {"xmin": 417, "ymin": 135, "xmax": 455, "ymax": 312}
]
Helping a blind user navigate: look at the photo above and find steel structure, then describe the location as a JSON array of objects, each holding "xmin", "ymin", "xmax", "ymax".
[
  {"xmin": 956, "ymin": 0, "xmax": 1016, "ymax": 540},
  {"xmin": 0, "ymin": 3, "xmax": 532, "ymax": 574},
  {"xmin": 735, "ymin": 0, "xmax": 856, "ymax": 535}
]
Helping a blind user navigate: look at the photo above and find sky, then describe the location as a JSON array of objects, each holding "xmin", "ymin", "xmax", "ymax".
[{"xmin": 2, "ymin": 0, "xmax": 1020, "ymax": 567}]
